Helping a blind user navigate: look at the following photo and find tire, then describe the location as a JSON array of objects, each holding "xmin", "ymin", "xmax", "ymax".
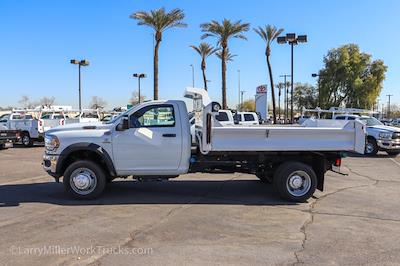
[
  {"xmin": 365, "ymin": 138, "xmax": 378, "ymax": 156},
  {"xmin": 63, "ymin": 160, "xmax": 106, "ymax": 200},
  {"xmin": 21, "ymin": 133, "xmax": 33, "ymax": 147},
  {"xmin": 273, "ymin": 162, "xmax": 317, "ymax": 202},
  {"xmin": 386, "ymin": 151, "xmax": 400, "ymax": 157}
]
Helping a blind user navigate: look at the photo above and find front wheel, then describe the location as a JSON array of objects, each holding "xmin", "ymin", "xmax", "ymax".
[
  {"xmin": 273, "ymin": 162, "xmax": 317, "ymax": 202},
  {"xmin": 386, "ymin": 151, "xmax": 400, "ymax": 157},
  {"xmin": 365, "ymin": 138, "xmax": 378, "ymax": 156},
  {"xmin": 63, "ymin": 160, "xmax": 106, "ymax": 200},
  {"xmin": 21, "ymin": 133, "xmax": 33, "ymax": 147}
]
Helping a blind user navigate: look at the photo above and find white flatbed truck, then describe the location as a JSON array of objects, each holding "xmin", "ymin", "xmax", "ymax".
[{"xmin": 43, "ymin": 92, "xmax": 366, "ymax": 202}]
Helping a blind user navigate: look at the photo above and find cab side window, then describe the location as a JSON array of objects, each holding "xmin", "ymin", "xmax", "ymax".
[
  {"xmin": 244, "ymin": 114, "xmax": 255, "ymax": 121},
  {"xmin": 130, "ymin": 105, "xmax": 175, "ymax": 128},
  {"xmin": 216, "ymin": 112, "xmax": 229, "ymax": 121},
  {"xmin": 335, "ymin": 116, "xmax": 345, "ymax": 120}
]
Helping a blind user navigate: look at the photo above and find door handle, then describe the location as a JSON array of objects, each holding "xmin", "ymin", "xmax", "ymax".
[{"xmin": 162, "ymin": 133, "xmax": 176, "ymax": 137}]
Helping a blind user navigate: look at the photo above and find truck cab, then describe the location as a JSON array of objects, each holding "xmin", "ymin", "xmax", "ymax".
[
  {"xmin": 234, "ymin": 112, "xmax": 260, "ymax": 126},
  {"xmin": 215, "ymin": 110, "xmax": 235, "ymax": 126}
]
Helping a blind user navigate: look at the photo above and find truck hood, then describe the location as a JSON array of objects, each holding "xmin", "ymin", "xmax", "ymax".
[
  {"xmin": 369, "ymin": 125, "xmax": 400, "ymax": 133},
  {"xmin": 46, "ymin": 122, "xmax": 113, "ymax": 134}
]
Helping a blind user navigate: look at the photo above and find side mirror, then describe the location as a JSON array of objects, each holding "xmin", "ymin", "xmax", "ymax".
[
  {"xmin": 211, "ymin": 102, "xmax": 222, "ymax": 113},
  {"xmin": 116, "ymin": 118, "xmax": 129, "ymax": 131}
]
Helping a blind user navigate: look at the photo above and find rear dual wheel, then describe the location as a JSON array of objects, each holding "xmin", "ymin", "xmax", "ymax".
[{"xmin": 273, "ymin": 162, "xmax": 317, "ymax": 202}]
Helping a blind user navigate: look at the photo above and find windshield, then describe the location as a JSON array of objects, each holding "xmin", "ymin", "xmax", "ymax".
[{"xmin": 359, "ymin": 117, "xmax": 383, "ymax": 126}]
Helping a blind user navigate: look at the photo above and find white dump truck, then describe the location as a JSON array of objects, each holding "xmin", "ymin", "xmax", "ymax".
[{"xmin": 43, "ymin": 89, "xmax": 365, "ymax": 202}]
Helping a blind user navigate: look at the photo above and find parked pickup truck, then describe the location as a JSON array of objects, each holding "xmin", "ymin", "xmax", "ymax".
[
  {"xmin": 43, "ymin": 94, "xmax": 366, "ymax": 202},
  {"xmin": 234, "ymin": 112, "xmax": 260, "ymax": 125},
  {"xmin": 0, "ymin": 125, "xmax": 20, "ymax": 149},
  {"xmin": 0, "ymin": 112, "xmax": 42, "ymax": 147},
  {"xmin": 332, "ymin": 115, "xmax": 400, "ymax": 156}
]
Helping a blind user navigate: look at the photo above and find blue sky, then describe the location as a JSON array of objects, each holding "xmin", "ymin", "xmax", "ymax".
[{"xmin": 0, "ymin": 0, "xmax": 399, "ymax": 109}]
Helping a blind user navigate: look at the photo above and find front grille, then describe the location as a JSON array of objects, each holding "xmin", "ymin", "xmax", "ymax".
[{"xmin": 393, "ymin": 132, "xmax": 400, "ymax": 139}]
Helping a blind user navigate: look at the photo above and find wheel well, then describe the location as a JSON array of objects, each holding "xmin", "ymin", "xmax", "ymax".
[
  {"xmin": 21, "ymin": 131, "xmax": 30, "ymax": 136},
  {"xmin": 60, "ymin": 150, "xmax": 110, "ymax": 178},
  {"xmin": 367, "ymin": 135, "xmax": 376, "ymax": 142}
]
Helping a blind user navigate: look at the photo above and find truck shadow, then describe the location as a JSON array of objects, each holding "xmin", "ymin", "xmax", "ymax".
[{"xmin": 0, "ymin": 180, "xmax": 299, "ymax": 207}]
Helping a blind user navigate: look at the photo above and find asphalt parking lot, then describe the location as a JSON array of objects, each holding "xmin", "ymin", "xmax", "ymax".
[{"xmin": 1, "ymin": 146, "xmax": 400, "ymax": 265}]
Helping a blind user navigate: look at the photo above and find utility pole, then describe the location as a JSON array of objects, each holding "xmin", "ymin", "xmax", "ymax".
[
  {"xmin": 238, "ymin": 70, "xmax": 241, "ymax": 111},
  {"xmin": 387, "ymin": 94, "xmax": 393, "ymax": 119}
]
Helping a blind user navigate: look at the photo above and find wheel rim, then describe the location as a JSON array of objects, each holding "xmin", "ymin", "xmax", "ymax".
[
  {"xmin": 286, "ymin": 170, "xmax": 312, "ymax": 197},
  {"xmin": 70, "ymin": 168, "xmax": 97, "ymax": 195},
  {"xmin": 22, "ymin": 136, "xmax": 30, "ymax": 145},
  {"xmin": 366, "ymin": 141, "xmax": 374, "ymax": 154}
]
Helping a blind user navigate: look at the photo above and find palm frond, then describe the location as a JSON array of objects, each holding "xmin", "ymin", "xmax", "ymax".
[
  {"xmin": 190, "ymin": 43, "xmax": 218, "ymax": 59},
  {"xmin": 215, "ymin": 48, "xmax": 237, "ymax": 62},
  {"xmin": 130, "ymin": 7, "xmax": 187, "ymax": 32},
  {"xmin": 200, "ymin": 19, "xmax": 249, "ymax": 46}
]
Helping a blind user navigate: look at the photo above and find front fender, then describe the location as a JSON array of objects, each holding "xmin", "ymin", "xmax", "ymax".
[{"xmin": 56, "ymin": 142, "xmax": 116, "ymax": 176}]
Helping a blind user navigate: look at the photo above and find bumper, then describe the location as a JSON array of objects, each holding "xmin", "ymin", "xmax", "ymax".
[
  {"xmin": 43, "ymin": 153, "xmax": 61, "ymax": 178},
  {"xmin": 0, "ymin": 141, "xmax": 13, "ymax": 149},
  {"xmin": 377, "ymin": 139, "xmax": 400, "ymax": 151}
]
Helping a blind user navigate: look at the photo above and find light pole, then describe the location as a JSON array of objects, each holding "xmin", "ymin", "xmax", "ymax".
[
  {"xmin": 279, "ymin": 74, "xmax": 291, "ymax": 122},
  {"xmin": 278, "ymin": 33, "xmax": 307, "ymax": 123},
  {"xmin": 311, "ymin": 73, "xmax": 321, "ymax": 107},
  {"xmin": 133, "ymin": 73, "xmax": 146, "ymax": 104},
  {"xmin": 387, "ymin": 94, "xmax": 393, "ymax": 119},
  {"xmin": 190, "ymin": 64, "xmax": 194, "ymax": 87},
  {"xmin": 70, "ymin": 59, "xmax": 89, "ymax": 111},
  {"xmin": 238, "ymin": 69, "xmax": 241, "ymax": 111},
  {"xmin": 240, "ymin": 90, "xmax": 246, "ymax": 110}
]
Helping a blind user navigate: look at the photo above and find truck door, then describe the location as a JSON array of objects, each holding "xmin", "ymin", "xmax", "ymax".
[{"xmin": 112, "ymin": 103, "xmax": 182, "ymax": 174}]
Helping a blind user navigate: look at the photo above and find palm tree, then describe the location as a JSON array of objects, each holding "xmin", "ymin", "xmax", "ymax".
[
  {"xmin": 215, "ymin": 48, "xmax": 236, "ymax": 61},
  {"xmin": 201, "ymin": 19, "xmax": 250, "ymax": 109},
  {"xmin": 190, "ymin": 43, "xmax": 218, "ymax": 91},
  {"xmin": 254, "ymin": 25, "xmax": 284, "ymax": 124},
  {"xmin": 130, "ymin": 8, "xmax": 187, "ymax": 100}
]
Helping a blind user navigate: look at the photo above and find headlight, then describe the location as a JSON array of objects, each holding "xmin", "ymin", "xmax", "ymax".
[
  {"xmin": 379, "ymin": 132, "xmax": 392, "ymax": 139},
  {"xmin": 45, "ymin": 135, "xmax": 60, "ymax": 151}
]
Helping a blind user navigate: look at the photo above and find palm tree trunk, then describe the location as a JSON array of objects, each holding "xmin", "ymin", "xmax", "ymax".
[
  {"xmin": 278, "ymin": 89, "xmax": 281, "ymax": 120},
  {"xmin": 221, "ymin": 47, "xmax": 227, "ymax": 109},
  {"xmin": 266, "ymin": 55, "xmax": 276, "ymax": 123},
  {"xmin": 153, "ymin": 40, "xmax": 160, "ymax": 100},
  {"xmin": 201, "ymin": 59, "xmax": 207, "ymax": 91}
]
